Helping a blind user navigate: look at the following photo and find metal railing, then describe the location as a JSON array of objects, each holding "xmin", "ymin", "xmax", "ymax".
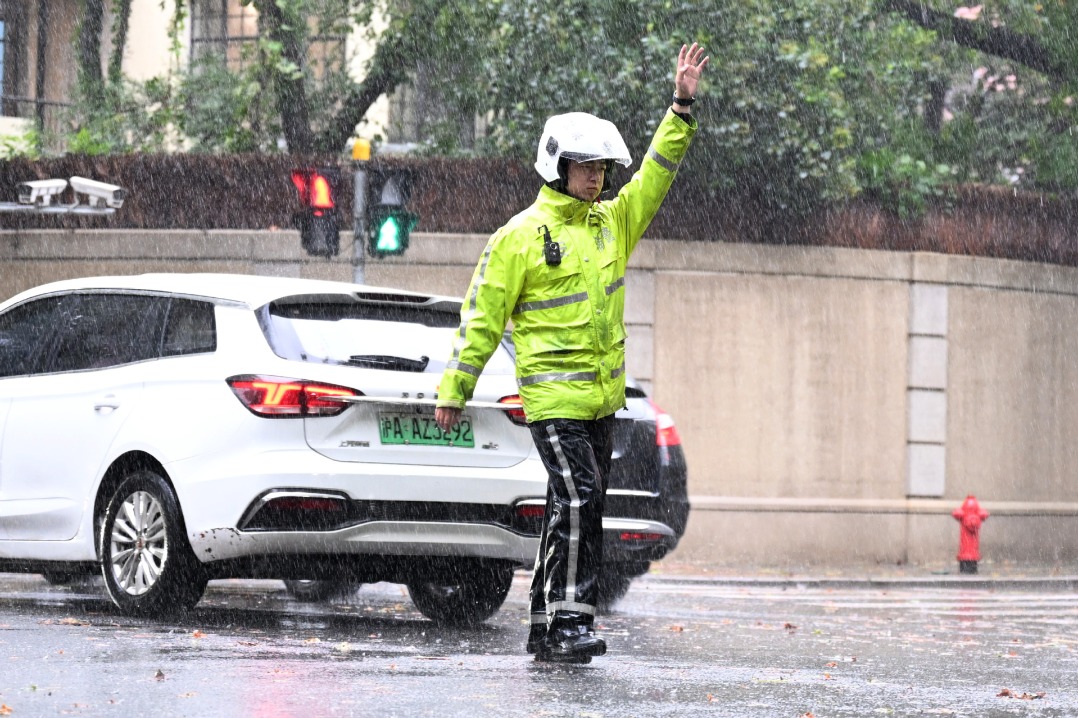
[{"xmin": 0, "ymin": 95, "xmax": 73, "ymax": 152}]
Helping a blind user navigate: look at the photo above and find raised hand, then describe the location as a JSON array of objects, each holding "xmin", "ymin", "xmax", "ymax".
[{"xmin": 675, "ymin": 42, "xmax": 709, "ymax": 100}]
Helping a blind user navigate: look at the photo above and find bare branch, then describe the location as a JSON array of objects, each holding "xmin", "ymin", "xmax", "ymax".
[
  {"xmin": 881, "ymin": 0, "xmax": 1069, "ymax": 82},
  {"xmin": 317, "ymin": 41, "xmax": 411, "ymax": 152}
]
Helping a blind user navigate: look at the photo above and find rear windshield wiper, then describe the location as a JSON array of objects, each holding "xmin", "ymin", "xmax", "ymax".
[{"xmin": 346, "ymin": 354, "xmax": 430, "ymax": 372}]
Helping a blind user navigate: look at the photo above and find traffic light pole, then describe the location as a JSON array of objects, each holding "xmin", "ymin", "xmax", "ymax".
[{"xmin": 352, "ymin": 140, "xmax": 371, "ymax": 285}]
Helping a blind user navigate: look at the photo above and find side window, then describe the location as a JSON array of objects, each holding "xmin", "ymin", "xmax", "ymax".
[
  {"xmin": 50, "ymin": 294, "xmax": 169, "ymax": 373},
  {"xmin": 0, "ymin": 295, "xmax": 69, "ymax": 378},
  {"xmin": 162, "ymin": 299, "xmax": 217, "ymax": 357}
]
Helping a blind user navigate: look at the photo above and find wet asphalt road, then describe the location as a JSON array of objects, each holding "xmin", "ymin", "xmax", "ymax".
[{"xmin": 0, "ymin": 572, "xmax": 1076, "ymax": 717}]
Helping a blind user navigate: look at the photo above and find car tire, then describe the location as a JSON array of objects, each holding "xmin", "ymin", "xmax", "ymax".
[
  {"xmin": 407, "ymin": 563, "xmax": 514, "ymax": 627},
  {"xmin": 99, "ymin": 470, "xmax": 207, "ymax": 616},
  {"xmin": 282, "ymin": 579, "xmax": 361, "ymax": 603}
]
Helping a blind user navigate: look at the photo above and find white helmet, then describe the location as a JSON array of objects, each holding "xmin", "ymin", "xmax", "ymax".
[{"xmin": 534, "ymin": 112, "xmax": 632, "ymax": 183}]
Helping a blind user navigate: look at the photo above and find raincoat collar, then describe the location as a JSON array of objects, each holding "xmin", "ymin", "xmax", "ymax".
[{"xmin": 536, "ymin": 185, "xmax": 594, "ymax": 222}]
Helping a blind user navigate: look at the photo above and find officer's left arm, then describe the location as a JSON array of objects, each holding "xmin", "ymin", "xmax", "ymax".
[{"xmin": 609, "ymin": 43, "xmax": 708, "ymax": 256}]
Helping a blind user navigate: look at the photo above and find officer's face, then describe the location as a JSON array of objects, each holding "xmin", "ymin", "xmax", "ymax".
[{"xmin": 566, "ymin": 160, "xmax": 605, "ymax": 202}]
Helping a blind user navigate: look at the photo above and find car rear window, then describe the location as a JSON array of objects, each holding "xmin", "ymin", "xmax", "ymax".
[
  {"xmin": 162, "ymin": 298, "xmax": 217, "ymax": 357},
  {"xmin": 262, "ymin": 300, "xmax": 515, "ymax": 375}
]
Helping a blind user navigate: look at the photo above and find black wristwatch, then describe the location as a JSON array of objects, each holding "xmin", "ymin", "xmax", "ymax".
[{"xmin": 672, "ymin": 94, "xmax": 695, "ymax": 107}]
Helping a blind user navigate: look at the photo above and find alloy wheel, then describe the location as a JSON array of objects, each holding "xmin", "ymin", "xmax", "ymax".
[{"xmin": 108, "ymin": 490, "xmax": 169, "ymax": 596}]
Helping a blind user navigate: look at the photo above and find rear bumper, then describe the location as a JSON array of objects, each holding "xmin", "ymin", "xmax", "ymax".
[
  {"xmin": 603, "ymin": 516, "xmax": 679, "ymax": 564},
  {"xmin": 191, "ymin": 520, "xmax": 539, "ymax": 567}
]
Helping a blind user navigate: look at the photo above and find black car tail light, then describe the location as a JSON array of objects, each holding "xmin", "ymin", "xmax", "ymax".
[
  {"xmin": 619, "ymin": 531, "xmax": 664, "ymax": 542},
  {"xmin": 227, "ymin": 375, "xmax": 360, "ymax": 418},
  {"xmin": 499, "ymin": 394, "xmax": 528, "ymax": 426},
  {"xmin": 649, "ymin": 400, "xmax": 681, "ymax": 447}
]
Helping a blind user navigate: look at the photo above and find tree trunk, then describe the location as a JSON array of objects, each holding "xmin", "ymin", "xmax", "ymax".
[
  {"xmin": 924, "ymin": 78, "xmax": 947, "ymax": 135},
  {"xmin": 108, "ymin": 0, "xmax": 133, "ymax": 83},
  {"xmin": 254, "ymin": 0, "xmax": 314, "ymax": 154},
  {"xmin": 317, "ymin": 3, "xmax": 438, "ymax": 152},
  {"xmin": 78, "ymin": 0, "xmax": 105, "ymax": 89}
]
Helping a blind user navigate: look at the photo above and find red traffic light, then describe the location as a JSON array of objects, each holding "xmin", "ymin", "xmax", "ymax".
[{"xmin": 291, "ymin": 168, "xmax": 337, "ymax": 210}]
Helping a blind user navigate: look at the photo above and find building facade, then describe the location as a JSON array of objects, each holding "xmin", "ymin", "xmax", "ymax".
[{"xmin": 0, "ymin": 0, "xmax": 392, "ymax": 151}]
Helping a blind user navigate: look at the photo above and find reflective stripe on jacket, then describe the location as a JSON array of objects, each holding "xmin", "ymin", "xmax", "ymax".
[{"xmin": 439, "ymin": 109, "xmax": 697, "ymax": 422}]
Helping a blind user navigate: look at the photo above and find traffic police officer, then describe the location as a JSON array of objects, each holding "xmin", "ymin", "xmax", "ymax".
[{"xmin": 437, "ymin": 42, "xmax": 709, "ymax": 662}]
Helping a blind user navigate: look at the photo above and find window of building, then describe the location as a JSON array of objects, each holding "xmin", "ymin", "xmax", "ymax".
[
  {"xmin": 190, "ymin": 0, "xmax": 345, "ymax": 79},
  {"xmin": 190, "ymin": 0, "xmax": 260, "ymax": 70}
]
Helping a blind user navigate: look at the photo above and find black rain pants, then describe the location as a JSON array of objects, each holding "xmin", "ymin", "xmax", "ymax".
[{"xmin": 528, "ymin": 415, "xmax": 615, "ymax": 631}]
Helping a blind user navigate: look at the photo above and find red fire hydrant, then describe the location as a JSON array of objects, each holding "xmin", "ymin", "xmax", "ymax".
[{"xmin": 952, "ymin": 495, "xmax": 989, "ymax": 574}]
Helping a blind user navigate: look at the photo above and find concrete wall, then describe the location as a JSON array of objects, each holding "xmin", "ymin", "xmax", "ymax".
[{"xmin": 3, "ymin": 228, "xmax": 1077, "ymax": 569}]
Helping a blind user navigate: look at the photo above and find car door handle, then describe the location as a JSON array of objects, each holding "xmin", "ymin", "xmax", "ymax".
[{"xmin": 94, "ymin": 396, "xmax": 120, "ymax": 412}]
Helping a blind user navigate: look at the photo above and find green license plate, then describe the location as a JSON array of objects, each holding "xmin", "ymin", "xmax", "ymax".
[{"xmin": 378, "ymin": 412, "xmax": 475, "ymax": 447}]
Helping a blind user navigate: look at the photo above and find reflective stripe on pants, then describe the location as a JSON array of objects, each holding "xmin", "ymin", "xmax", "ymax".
[{"xmin": 528, "ymin": 415, "xmax": 615, "ymax": 626}]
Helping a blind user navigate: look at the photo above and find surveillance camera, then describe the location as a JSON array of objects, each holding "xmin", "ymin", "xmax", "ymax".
[
  {"xmin": 69, "ymin": 176, "xmax": 127, "ymax": 209},
  {"xmin": 17, "ymin": 178, "xmax": 68, "ymax": 206}
]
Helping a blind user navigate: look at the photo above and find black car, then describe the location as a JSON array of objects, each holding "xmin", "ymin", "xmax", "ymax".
[{"xmin": 593, "ymin": 374, "xmax": 690, "ymax": 607}]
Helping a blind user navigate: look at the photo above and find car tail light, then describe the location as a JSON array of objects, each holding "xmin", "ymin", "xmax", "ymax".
[
  {"xmin": 239, "ymin": 491, "xmax": 353, "ymax": 531},
  {"xmin": 271, "ymin": 497, "xmax": 347, "ymax": 512},
  {"xmin": 649, "ymin": 400, "xmax": 681, "ymax": 447},
  {"xmin": 227, "ymin": 375, "xmax": 359, "ymax": 418},
  {"xmin": 510, "ymin": 499, "xmax": 545, "ymax": 535},
  {"xmin": 515, "ymin": 503, "xmax": 545, "ymax": 519},
  {"xmin": 499, "ymin": 394, "xmax": 528, "ymax": 426},
  {"xmin": 619, "ymin": 531, "xmax": 664, "ymax": 542}
]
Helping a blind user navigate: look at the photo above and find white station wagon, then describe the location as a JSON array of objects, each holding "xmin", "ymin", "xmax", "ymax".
[{"xmin": 0, "ymin": 273, "xmax": 546, "ymax": 624}]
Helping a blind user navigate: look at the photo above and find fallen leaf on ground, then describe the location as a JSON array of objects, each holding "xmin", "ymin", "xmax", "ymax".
[
  {"xmin": 784, "ymin": 623, "xmax": 798, "ymax": 631},
  {"xmin": 825, "ymin": 662, "xmax": 838, "ymax": 668},
  {"xmin": 669, "ymin": 625, "xmax": 684, "ymax": 632},
  {"xmin": 997, "ymin": 688, "xmax": 1045, "ymax": 700},
  {"xmin": 0, "ymin": 705, "xmax": 12, "ymax": 715},
  {"xmin": 154, "ymin": 670, "xmax": 165, "ymax": 681},
  {"xmin": 192, "ymin": 631, "xmax": 206, "ymax": 639}
]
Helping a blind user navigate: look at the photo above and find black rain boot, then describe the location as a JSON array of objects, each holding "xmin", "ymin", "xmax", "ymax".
[{"xmin": 535, "ymin": 616, "xmax": 606, "ymax": 663}]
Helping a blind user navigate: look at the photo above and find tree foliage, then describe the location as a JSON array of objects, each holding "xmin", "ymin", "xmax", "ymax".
[
  {"xmin": 55, "ymin": 0, "xmax": 1078, "ymax": 218},
  {"xmin": 879, "ymin": 1, "xmax": 1078, "ymax": 191},
  {"xmin": 434, "ymin": 0, "xmax": 949, "ymax": 215}
]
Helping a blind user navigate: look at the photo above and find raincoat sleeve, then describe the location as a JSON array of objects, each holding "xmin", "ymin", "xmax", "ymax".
[
  {"xmin": 609, "ymin": 109, "xmax": 698, "ymax": 257},
  {"xmin": 437, "ymin": 230, "xmax": 525, "ymax": 409}
]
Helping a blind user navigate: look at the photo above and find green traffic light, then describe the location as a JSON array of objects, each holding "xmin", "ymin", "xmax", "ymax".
[
  {"xmin": 376, "ymin": 216, "xmax": 402, "ymax": 252},
  {"xmin": 368, "ymin": 205, "xmax": 417, "ymax": 257}
]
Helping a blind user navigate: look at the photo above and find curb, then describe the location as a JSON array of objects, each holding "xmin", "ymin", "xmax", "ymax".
[{"xmin": 637, "ymin": 573, "xmax": 1078, "ymax": 591}]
